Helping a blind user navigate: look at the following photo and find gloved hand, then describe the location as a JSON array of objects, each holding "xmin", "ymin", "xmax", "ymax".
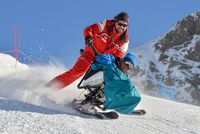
[
  {"xmin": 80, "ymin": 48, "xmax": 84, "ymax": 54},
  {"xmin": 115, "ymin": 57, "xmax": 121, "ymax": 66},
  {"xmin": 85, "ymin": 36, "xmax": 93, "ymax": 46}
]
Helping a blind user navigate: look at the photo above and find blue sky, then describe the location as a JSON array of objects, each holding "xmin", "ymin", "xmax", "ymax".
[{"xmin": 0, "ymin": 0, "xmax": 200, "ymax": 67}]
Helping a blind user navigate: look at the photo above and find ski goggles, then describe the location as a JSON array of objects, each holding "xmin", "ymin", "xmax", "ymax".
[
  {"xmin": 125, "ymin": 61, "xmax": 134, "ymax": 70},
  {"xmin": 117, "ymin": 22, "xmax": 128, "ymax": 28}
]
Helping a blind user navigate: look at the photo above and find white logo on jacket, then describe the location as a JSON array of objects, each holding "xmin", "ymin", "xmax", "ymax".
[{"xmin": 96, "ymin": 33, "xmax": 109, "ymax": 43}]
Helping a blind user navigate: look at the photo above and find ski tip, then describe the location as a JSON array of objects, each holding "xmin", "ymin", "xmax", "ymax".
[
  {"xmin": 98, "ymin": 111, "xmax": 119, "ymax": 119},
  {"xmin": 109, "ymin": 111, "xmax": 119, "ymax": 119},
  {"xmin": 141, "ymin": 109, "xmax": 146, "ymax": 114},
  {"xmin": 95, "ymin": 113, "xmax": 106, "ymax": 119},
  {"xmin": 131, "ymin": 109, "xmax": 146, "ymax": 115}
]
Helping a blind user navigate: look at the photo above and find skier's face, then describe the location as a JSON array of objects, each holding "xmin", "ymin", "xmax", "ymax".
[
  {"xmin": 119, "ymin": 61, "xmax": 130, "ymax": 74},
  {"xmin": 115, "ymin": 21, "xmax": 128, "ymax": 34}
]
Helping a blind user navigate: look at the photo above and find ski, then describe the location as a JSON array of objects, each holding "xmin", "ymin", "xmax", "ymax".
[
  {"xmin": 71, "ymin": 99, "xmax": 118, "ymax": 119},
  {"xmin": 76, "ymin": 109, "xmax": 106, "ymax": 119},
  {"xmin": 77, "ymin": 110, "xmax": 119, "ymax": 119},
  {"xmin": 97, "ymin": 111, "xmax": 119, "ymax": 119},
  {"xmin": 131, "ymin": 109, "xmax": 146, "ymax": 115}
]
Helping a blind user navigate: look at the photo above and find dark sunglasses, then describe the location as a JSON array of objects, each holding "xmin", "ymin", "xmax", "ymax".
[{"xmin": 117, "ymin": 22, "xmax": 128, "ymax": 27}]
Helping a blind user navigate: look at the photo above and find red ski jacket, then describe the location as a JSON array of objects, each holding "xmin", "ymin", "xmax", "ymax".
[
  {"xmin": 83, "ymin": 19, "xmax": 129, "ymax": 58},
  {"xmin": 46, "ymin": 20, "xmax": 129, "ymax": 89}
]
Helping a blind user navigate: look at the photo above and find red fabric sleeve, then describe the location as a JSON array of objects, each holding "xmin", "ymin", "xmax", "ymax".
[
  {"xmin": 104, "ymin": 44, "xmax": 126, "ymax": 59},
  {"xmin": 83, "ymin": 23, "xmax": 100, "ymax": 38},
  {"xmin": 104, "ymin": 45, "xmax": 119, "ymax": 54},
  {"xmin": 114, "ymin": 50, "xmax": 125, "ymax": 58}
]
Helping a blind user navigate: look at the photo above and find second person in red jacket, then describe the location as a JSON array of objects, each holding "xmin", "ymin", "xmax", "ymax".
[{"xmin": 47, "ymin": 11, "xmax": 130, "ymax": 89}]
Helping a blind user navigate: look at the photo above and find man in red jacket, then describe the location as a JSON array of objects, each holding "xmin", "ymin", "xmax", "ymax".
[{"xmin": 47, "ymin": 11, "xmax": 130, "ymax": 89}]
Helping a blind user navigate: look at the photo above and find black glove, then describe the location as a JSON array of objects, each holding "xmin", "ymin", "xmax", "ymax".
[
  {"xmin": 80, "ymin": 48, "xmax": 84, "ymax": 54},
  {"xmin": 115, "ymin": 57, "xmax": 121, "ymax": 66},
  {"xmin": 85, "ymin": 36, "xmax": 93, "ymax": 46}
]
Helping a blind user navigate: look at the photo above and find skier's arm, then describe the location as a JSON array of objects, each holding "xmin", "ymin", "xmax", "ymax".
[
  {"xmin": 114, "ymin": 41, "xmax": 129, "ymax": 58},
  {"xmin": 104, "ymin": 41, "xmax": 129, "ymax": 59},
  {"xmin": 83, "ymin": 20, "xmax": 106, "ymax": 38},
  {"xmin": 83, "ymin": 23, "xmax": 99, "ymax": 39}
]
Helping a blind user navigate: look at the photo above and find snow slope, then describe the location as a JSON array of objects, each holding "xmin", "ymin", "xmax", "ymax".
[
  {"xmin": 0, "ymin": 53, "xmax": 29, "ymax": 76},
  {"xmin": 0, "ymin": 53, "xmax": 200, "ymax": 134}
]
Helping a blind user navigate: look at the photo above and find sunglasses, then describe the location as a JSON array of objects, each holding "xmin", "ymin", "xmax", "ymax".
[{"xmin": 117, "ymin": 22, "xmax": 128, "ymax": 27}]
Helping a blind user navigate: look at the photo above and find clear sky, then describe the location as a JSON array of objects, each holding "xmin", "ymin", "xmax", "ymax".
[{"xmin": 0, "ymin": 0, "xmax": 200, "ymax": 67}]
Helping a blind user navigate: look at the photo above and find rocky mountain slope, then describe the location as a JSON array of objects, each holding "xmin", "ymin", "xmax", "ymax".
[{"xmin": 131, "ymin": 11, "xmax": 200, "ymax": 105}]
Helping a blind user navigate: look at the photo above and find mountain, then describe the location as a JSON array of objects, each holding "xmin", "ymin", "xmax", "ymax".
[{"xmin": 130, "ymin": 11, "xmax": 200, "ymax": 105}]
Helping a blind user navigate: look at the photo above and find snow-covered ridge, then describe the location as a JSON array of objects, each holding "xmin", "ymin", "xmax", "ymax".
[{"xmin": 0, "ymin": 53, "xmax": 29, "ymax": 76}]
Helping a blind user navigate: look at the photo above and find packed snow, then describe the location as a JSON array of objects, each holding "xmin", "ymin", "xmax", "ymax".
[{"xmin": 0, "ymin": 53, "xmax": 200, "ymax": 134}]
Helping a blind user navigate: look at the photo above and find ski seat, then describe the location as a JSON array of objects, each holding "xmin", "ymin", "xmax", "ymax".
[
  {"xmin": 77, "ymin": 67, "xmax": 105, "ymax": 107},
  {"xmin": 77, "ymin": 68, "xmax": 104, "ymax": 89}
]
